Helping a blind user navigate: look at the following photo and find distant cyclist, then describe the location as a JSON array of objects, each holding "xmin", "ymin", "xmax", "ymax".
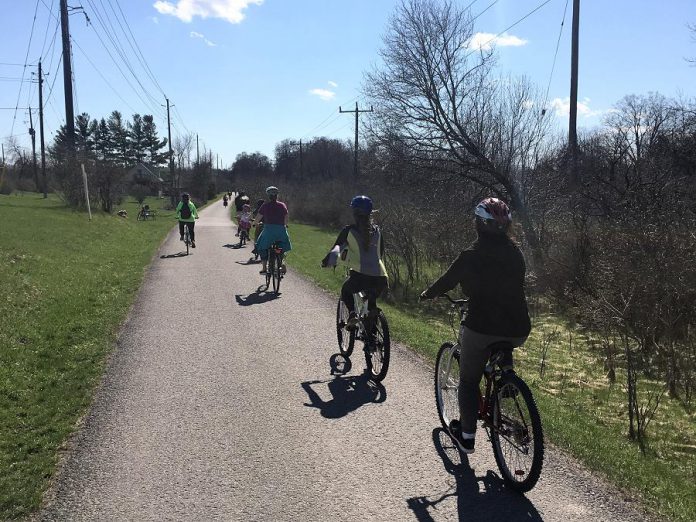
[
  {"xmin": 176, "ymin": 192, "xmax": 199, "ymax": 248},
  {"xmin": 322, "ymin": 195, "xmax": 388, "ymax": 329},
  {"xmin": 256, "ymin": 186, "xmax": 291, "ymax": 274},
  {"xmin": 419, "ymin": 198, "xmax": 531, "ymax": 454}
]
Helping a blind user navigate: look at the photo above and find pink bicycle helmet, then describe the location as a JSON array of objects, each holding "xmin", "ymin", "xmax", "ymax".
[{"xmin": 475, "ymin": 197, "xmax": 512, "ymax": 232}]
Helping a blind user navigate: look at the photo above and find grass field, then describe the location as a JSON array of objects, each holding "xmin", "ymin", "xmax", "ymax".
[
  {"xmin": 0, "ymin": 193, "xmax": 176, "ymax": 519},
  {"xmin": 286, "ymin": 221, "xmax": 696, "ymax": 522}
]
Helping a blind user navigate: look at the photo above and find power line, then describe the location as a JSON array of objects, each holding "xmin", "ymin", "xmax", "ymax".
[
  {"xmin": 465, "ymin": 0, "xmax": 553, "ymax": 59},
  {"xmin": 82, "ymin": 0, "xmax": 166, "ymax": 118},
  {"xmin": 39, "ymin": 0, "xmax": 57, "ymax": 58},
  {"xmin": 472, "ymin": 0, "xmax": 501, "ymax": 22},
  {"xmin": 543, "ymin": 0, "xmax": 570, "ymax": 109},
  {"xmin": 10, "ymin": 0, "xmax": 41, "ymax": 138},
  {"xmin": 110, "ymin": 0, "xmax": 167, "ymax": 97}
]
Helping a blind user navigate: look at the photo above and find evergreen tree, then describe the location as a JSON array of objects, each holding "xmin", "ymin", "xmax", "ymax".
[
  {"xmin": 128, "ymin": 114, "xmax": 148, "ymax": 164},
  {"xmin": 142, "ymin": 115, "xmax": 168, "ymax": 166},
  {"xmin": 107, "ymin": 111, "xmax": 129, "ymax": 167},
  {"xmin": 93, "ymin": 118, "xmax": 112, "ymax": 163}
]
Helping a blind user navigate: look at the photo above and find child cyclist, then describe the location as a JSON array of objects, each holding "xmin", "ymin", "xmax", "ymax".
[
  {"xmin": 321, "ymin": 195, "xmax": 388, "ymax": 329},
  {"xmin": 419, "ymin": 197, "xmax": 531, "ymax": 454},
  {"xmin": 176, "ymin": 192, "xmax": 199, "ymax": 248},
  {"xmin": 237, "ymin": 203, "xmax": 253, "ymax": 239}
]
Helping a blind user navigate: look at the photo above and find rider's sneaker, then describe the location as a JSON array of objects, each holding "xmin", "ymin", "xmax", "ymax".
[
  {"xmin": 191, "ymin": 241, "xmax": 196, "ymax": 248},
  {"xmin": 448, "ymin": 419, "xmax": 475, "ymax": 454},
  {"xmin": 280, "ymin": 264, "xmax": 287, "ymax": 274},
  {"xmin": 346, "ymin": 312, "xmax": 359, "ymax": 331},
  {"xmin": 259, "ymin": 269, "xmax": 267, "ymax": 275}
]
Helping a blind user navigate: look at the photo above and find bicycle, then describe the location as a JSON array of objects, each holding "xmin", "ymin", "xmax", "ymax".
[
  {"xmin": 265, "ymin": 241, "xmax": 284, "ymax": 294},
  {"xmin": 432, "ymin": 294, "xmax": 543, "ymax": 493},
  {"xmin": 336, "ymin": 290, "xmax": 390, "ymax": 382},
  {"xmin": 182, "ymin": 223, "xmax": 191, "ymax": 255},
  {"xmin": 137, "ymin": 204, "xmax": 156, "ymax": 221},
  {"xmin": 239, "ymin": 226, "xmax": 250, "ymax": 248}
]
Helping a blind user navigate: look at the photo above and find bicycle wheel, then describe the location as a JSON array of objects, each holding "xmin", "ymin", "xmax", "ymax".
[
  {"xmin": 137, "ymin": 211, "xmax": 144, "ymax": 221},
  {"xmin": 336, "ymin": 299, "xmax": 355, "ymax": 356},
  {"xmin": 365, "ymin": 311, "xmax": 390, "ymax": 382},
  {"xmin": 272, "ymin": 255, "xmax": 281, "ymax": 294},
  {"xmin": 434, "ymin": 342, "xmax": 460, "ymax": 430},
  {"xmin": 490, "ymin": 372, "xmax": 544, "ymax": 493},
  {"xmin": 185, "ymin": 230, "xmax": 190, "ymax": 255},
  {"xmin": 265, "ymin": 251, "xmax": 273, "ymax": 288}
]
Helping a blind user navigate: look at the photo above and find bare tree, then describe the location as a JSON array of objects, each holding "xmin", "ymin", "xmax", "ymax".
[{"xmin": 364, "ymin": 0, "xmax": 552, "ymax": 266}]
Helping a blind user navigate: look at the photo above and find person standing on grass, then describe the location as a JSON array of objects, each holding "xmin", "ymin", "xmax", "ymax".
[
  {"xmin": 176, "ymin": 192, "xmax": 199, "ymax": 248},
  {"xmin": 255, "ymin": 186, "xmax": 291, "ymax": 274}
]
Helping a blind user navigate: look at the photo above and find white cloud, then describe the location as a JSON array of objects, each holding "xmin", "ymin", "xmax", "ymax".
[
  {"xmin": 154, "ymin": 0, "xmax": 263, "ymax": 24},
  {"xmin": 190, "ymin": 31, "xmax": 217, "ymax": 46},
  {"xmin": 550, "ymin": 97, "xmax": 605, "ymax": 118},
  {"xmin": 328, "ymin": 80, "xmax": 338, "ymax": 88},
  {"xmin": 309, "ymin": 88, "xmax": 336, "ymax": 101},
  {"xmin": 468, "ymin": 32, "xmax": 527, "ymax": 51}
]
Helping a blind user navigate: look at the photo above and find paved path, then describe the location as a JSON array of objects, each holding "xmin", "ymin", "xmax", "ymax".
[{"xmin": 41, "ymin": 201, "xmax": 649, "ymax": 521}]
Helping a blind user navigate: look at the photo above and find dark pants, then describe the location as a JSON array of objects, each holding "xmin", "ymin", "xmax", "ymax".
[
  {"xmin": 341, "ymin": 271, "xmax": 388, "ymax": 313},
  {"xmin": 457, "ymin": 326, "xmax": 527, "ymax": 434},
  {"xmin": 179, "ymin": 221, "xmax": 195, "ymax": 241}
]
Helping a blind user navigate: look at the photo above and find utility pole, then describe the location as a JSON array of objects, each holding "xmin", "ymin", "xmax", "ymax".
[
  {"xmin": 38, "ymin": 60, "xmax": 47, "ymax": 198},
  {"xmin": 29, "ymin": 107, "xmax": 38, "ymax": 189},
  {"xmin": 164, "ymin": 98, "xmax": 175, "ymax": 204},
  {"xmin": 196, "ymin": 134, "xmax": 199, "ymax": 164},
  {"xmin": 60, "ymin": 0, "xmax": 75, "ymax": 152},
  {"xmin": 569, "ymin": 0, "xmax": 580, "ymax": 185},
  {"xmin": 339, "ymin": 102, "xmax": 373, "ymax": 179}
]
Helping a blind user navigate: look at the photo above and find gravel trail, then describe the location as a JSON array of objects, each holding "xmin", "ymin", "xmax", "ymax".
[{"xmin": 41, "ymin": 201, "xmax": 650, "ymax": 521}]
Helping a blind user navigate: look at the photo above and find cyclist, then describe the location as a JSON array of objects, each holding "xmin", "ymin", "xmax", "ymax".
[
  {"xmin": 237, "ymin": 203, "xmax": 252, "ymax": 238},
  {"xmin": 321, "ymin": 195, "xmax": 388, "ymax": 330},
  {"xmin": 255, "ymin": 186, "xmax": 291, "ymax": 274},
  {"xmin": 419, "ymin": 197, "xmax": 531, "ymax": 454},
  {"xmin": 223, "ymin": 194, "xmax": 229, "ymax": 207},
  {"xmin": 176, "ymin": 192, "xmax": 199, "ymax": 248}
]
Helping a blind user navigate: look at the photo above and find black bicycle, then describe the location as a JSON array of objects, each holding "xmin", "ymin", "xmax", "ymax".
[
  {"xmin": 182, "ymin": 223, "xmax": 191, "ymax": 256},
  {"xmin": 265, "ymin": 241, "xmax": 284, "ymax": 294},
  {"xmin": 239, "ymin": 227, "xmax": 250, "ymax": 248},
  {"xmin": 336, "ymin": 290, "xmax": 390, "ymax": 381},
  {"xmin": 432, "ymin": 294, "xmax": 544, "ymax": 493}
]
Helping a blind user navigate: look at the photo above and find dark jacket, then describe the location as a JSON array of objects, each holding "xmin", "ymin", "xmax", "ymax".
[{"xmin": 423, "ymin": 234, "xmax": 531, "ymax": 338}]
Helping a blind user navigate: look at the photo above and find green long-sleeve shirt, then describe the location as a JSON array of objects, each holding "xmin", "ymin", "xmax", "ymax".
[{"xmin": 176, "ymin": 201, "xmax": 198, "ymax": 222}]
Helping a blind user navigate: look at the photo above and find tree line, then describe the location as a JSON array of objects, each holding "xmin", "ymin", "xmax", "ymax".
[{"xmin": 228, "ymin": 0, "xmax": 696, "ymax": 450}]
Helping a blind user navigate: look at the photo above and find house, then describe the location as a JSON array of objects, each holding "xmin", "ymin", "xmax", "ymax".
[{"xmin": 127, "ymin": 162, "xmax": 166, "ymax": 196}]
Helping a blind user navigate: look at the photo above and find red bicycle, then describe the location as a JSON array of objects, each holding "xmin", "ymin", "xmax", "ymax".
[{"xmin": 433, "ymin": 294, "xmax": 544, "ymax": 493}]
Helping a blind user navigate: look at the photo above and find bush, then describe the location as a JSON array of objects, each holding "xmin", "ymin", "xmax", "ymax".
[{"xmin": 130, "ymin": 184, "xmax": 149, "ymax": 205}]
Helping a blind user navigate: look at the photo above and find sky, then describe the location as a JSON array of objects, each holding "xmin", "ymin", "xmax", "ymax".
[{"xmin": 1, "ymin": 0, "xmax": 695, "ymax": 167}]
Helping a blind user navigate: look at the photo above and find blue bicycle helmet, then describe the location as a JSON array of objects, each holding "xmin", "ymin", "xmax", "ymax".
[{"xmin": 350, "ymin": 195, "xmax": 373, "ymax": 215}]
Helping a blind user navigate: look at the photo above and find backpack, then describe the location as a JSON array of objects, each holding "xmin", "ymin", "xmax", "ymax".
[{"xmin": 180, "ymin": 202, "xmax": 192, "ymax": 219}]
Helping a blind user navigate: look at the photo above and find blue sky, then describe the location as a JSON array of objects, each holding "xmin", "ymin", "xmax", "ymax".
[{"xmin": 1, "ymin": 0, "xmax": 695, "ymax": 167}]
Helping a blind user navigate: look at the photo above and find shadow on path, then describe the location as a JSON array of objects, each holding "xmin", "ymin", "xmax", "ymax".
[
  {"xmin": 234, "ymin": 259, "xmax": 260, "ymax": 266},
  {"xmin": 301, "ymin": 373, "xmax": 386, "ymax": 419},
  {"xmin": 235, "ymin": 291, "xmax": 279, "ymax": 306},
  {"xmin": 223, "ymin": 243, "xmax": 249, "ymax": 250},
  {"xmin": 406, "ymin": 428, "xmax": 543, "ymax": 522},
  {"xmin": 160, "ymin": 251, "xmax": 189, "ymax": 259}
]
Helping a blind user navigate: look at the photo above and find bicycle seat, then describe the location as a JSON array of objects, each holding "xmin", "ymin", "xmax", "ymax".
[{"xmin": 487, "ymin": 342, "xmax": 514, "ymax": 371}]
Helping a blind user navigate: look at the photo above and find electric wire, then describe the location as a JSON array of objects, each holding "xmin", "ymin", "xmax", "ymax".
[
  {"xmin": 465, "ymin": 0, "xmax": 553, "ymax": 59},
  {"xmin": 10, "ymin": 0, "xmax": 41, "ymax": 138},
  {"xmin": 543, "ymin": 0, "xmax": 570, "ymax": 110}
]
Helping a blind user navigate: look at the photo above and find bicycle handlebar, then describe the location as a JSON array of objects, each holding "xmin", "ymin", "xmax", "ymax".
[{"xmin": 443, "ymin": 293, "xmax": 468, "ymax": 307}]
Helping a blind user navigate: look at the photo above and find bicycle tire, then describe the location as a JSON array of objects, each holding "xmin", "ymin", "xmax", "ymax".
[
  {"xmin": 137, "ymin": 211, "xmax": 144, "ymax": 221},
  {"xmin": 490, "ymin": 372, "xmax": 544, "ymax": 493},
  {"xmin": 336, "ymin": 299, "xmax": 355, "ymax": 356},
  {"xmin": 434, "ymin": 342, "xmax": 460, "ymax": 430},
  {"xmin": 266, "ymin": 251, "xmax": 273, "ymax": 288},
  {"xmin": 272, "ymin": 255, "xmax": 281, "ymax": 294},
  {"xmin": 366, "ymin": 311, "xmax": 390, "ymax": 382},
  {"xmin": 185, "ymin": 230, "xmax": 190, "ymax": 255}
]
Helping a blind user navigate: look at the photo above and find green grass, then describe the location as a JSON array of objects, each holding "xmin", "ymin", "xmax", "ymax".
[
  {"xmin": 286, "ymin": 222, "xmax": 696, "ymax": 522},
  {"xmin": 0, "ymin": 193, "xmax": 176, "ymax": 519}
]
